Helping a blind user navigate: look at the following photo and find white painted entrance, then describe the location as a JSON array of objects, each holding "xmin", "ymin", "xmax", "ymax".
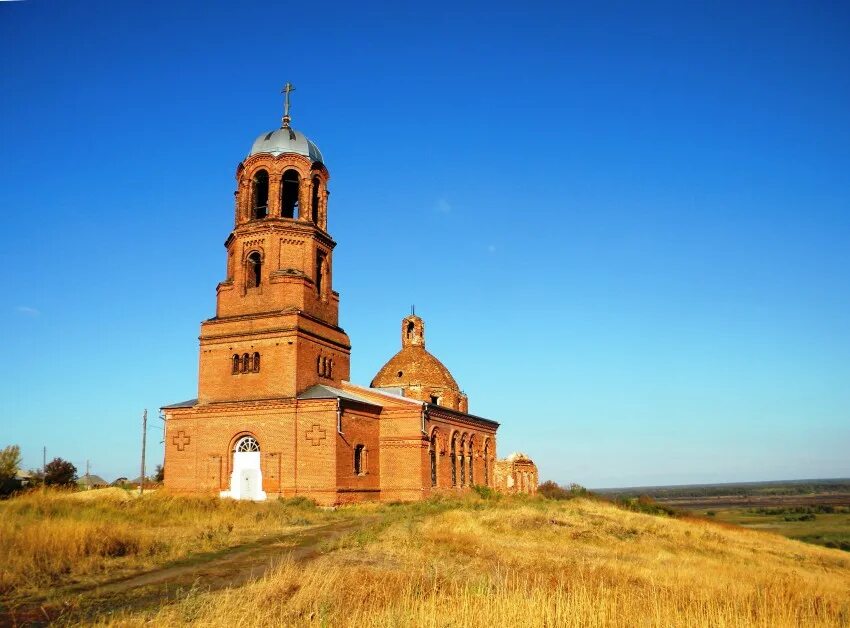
[{"xmin": 220, "ymin": 436, "xmax": 267, "ymax": 501}]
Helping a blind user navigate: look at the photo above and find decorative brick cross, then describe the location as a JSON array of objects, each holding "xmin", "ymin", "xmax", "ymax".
[
  {"xmin": 172, "ymin": 430, "xmax": 191, "ymax": 451},
  {"xmin": 305, "ymin": 424, "xmax": 326, "ymax": 446}
]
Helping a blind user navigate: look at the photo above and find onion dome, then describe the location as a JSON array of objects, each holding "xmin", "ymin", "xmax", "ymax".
[
  {"xmin": 248, "ymin": 82, "xmax": 323, "ymax": 162},
  {"xmin": 249, "ymin": 127, "xmax": 323, "ymax": 162}
]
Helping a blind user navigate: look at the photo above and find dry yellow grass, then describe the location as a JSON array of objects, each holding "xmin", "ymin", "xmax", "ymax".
[
  {"xmin": 101, "ymin": 497, "xmax": 850, "ymax": 627},
  {"xmin": 0, "ymin": 488, "xmax": 338, "ymax": 597}
]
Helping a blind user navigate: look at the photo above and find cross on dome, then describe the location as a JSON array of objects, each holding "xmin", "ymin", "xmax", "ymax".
[{"xmin": 281, "ymin": 82, "xmax": 296, "ymax": 128}]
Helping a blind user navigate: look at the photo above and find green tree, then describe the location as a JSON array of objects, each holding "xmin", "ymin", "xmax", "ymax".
[
  {"xmin": 153, "ymin": 464, "xmax": 165, "ymax": 483},
  {"xmin": 44, "ymin": 458, "xmax": 78, "ymax": 486},
  {"xmin": 0, "ymin": 445, "xmax": 22, "ymax": 482}
]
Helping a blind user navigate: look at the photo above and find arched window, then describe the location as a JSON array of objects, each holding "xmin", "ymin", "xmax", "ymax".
[
  {"xmin": 251, "ymin": 170, "xmax": 269, "ymax": 219},
  {"xmin": 327, "ymin": 358, "xmax": 333, "ymax": 379},
  {"xmin": 252, "ymin": 352, "xmax": 260, "ymax": 373},
  {"xmin": 429, "ymin": 431, "xmax": 437, "ymax": 487},
  {"xmin": 281, "ymin": 169, "xmax": 300, "ymax": 219},
  {"xmin": 354, "ymin": 444, "xmax": 365, "ymax": 475},
  {"xmin": 407, "ymin": 321, "xmax": 414, "ymax": 339},
  {"xmin": 484, "ymin": 441, "xmax": 490, "ymax": 486},
  {"xmin": 321, "ymin": 356, "xmax": 328, "ymax": 378},
  {"xmin": 241, "ymin": 353, "xmax": 250, "ymax": 373},
  {"xmin": 450, "ymin": 434, "xmax": 457, "ymax": 487},
  {"xmin": 247, "ymin": 252, "xmax": 262, "ymax": 288},
  {"xmin": 232, "ymin": 354, "xmax": 240, "ymax": 374},
  {"xmin": 468, "ymin": 436, "xmax": 474, "ymax": 486},
  {"xmin": 460, "ymin": 436, "xmax": 466, "ymax": 487},
  {"xmin": 234, "ymin": 436, "xmax": 260, "ymax": 452},
  {"xmin": 311, "ymin": 176, "xmax": 320, "ymax": 224}
]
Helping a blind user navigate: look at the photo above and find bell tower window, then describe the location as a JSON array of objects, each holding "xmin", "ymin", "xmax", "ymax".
[
  {"xmin": 315, "ymin": 251, "xmax": 326, "ymax": 299},
  {"xmin": 246, "ymin": 251, "xmax": 262, "ymax": 288},
  {"xmin": 311, "ymin": 176, "xmax": 320, "ymax": 224},
  {"xmin": 281, "ymin": 169, "xmax": 300, "ymax": 219},
  {"xmin": 251, "ymin": 170, "xmax": 269, "ymax": 219}
]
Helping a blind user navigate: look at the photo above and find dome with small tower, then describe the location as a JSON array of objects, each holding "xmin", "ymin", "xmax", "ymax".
[{"xmin": 371, "ymin": 314, "xmax": 468, "ymax": 412}]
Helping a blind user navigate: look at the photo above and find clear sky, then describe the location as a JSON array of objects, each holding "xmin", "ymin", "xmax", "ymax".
[{"xmin": 1, "ymin": 1, "xmax": 848, "ymax": 488}]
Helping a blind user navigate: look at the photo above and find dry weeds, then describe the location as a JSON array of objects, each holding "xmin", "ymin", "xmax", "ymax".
[{"xmin": 101, "ymin": 497, "xmax": 850, "ymax": 627}]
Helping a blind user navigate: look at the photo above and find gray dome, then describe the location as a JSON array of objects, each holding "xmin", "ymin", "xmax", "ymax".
[{"xmin": 249, "ymin": 127, "xmax": 324, "ymax": 162}]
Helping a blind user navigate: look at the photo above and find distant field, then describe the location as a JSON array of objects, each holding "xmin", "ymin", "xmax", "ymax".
[
  {"xmin": 704, "ymin": 508, "xmax": 850, "ymax": 551},
  {"xmin": 597, "ymin": 478, "xmax": 850, "ymax": 551}
]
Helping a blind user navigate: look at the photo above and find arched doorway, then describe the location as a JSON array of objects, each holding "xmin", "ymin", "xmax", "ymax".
[{"xmin": 221, "ymin": 435, "xmax": 267, "ymax": 501}]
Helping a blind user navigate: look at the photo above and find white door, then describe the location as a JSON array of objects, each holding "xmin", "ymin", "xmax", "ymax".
[{"xmin": 223, "ymin": 437, "xmax": 266, "ymax": 501}]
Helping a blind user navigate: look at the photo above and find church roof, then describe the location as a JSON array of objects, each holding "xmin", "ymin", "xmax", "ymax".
[
  {"xmin": 371, "ymin": 345, "xmax": 460, "ymax": 392},
  {"xmin": 249, "ymin": 127, "xmax": 324, "ymax": 162},
  {"xmin": 161, "ymin": 399, "xmax": 198, "ymax": 409},
  {"xmin": 297, "ymin": 384, "xmax": 381, "ymax": 407}
]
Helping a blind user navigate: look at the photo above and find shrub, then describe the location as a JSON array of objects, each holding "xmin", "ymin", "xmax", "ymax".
[
  {"xmin": 471, "ymin": 485, "xmax": 498, "ymax": 500},
  {"xmin": 0, "ymin": 445, "xmax": 22, "ymax": 483},
  {"xmin": 44, "ymin": 458, "xmax": 77, "ymax": 486},
  {"xmin": 615, "ymin": 495, "xmax": 676, "ymax": 517}
]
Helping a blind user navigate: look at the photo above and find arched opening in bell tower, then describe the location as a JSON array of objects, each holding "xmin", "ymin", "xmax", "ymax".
[
  {"xmin": 246, "ymin": 251, "xmax": 262, "ymax": 288},
  {"xmin": 311, "ymin": 176, "xmax": 321, "ymax": 223},
  {"xmin": 281, "ymin": 169, "xmax": 300, "ymax": 219},
  {"xmin": 251, "ymin": 170, "xmax": 269, "ymax": 219}
]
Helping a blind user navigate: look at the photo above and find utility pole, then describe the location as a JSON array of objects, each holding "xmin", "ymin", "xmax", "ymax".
[
  {"xmin": 140, "ymin": 409, "xmax": 147, "ymax": 496},
  {"xmin": 42, "ymin": 446, "xmax": 46, "ymax": 493}
]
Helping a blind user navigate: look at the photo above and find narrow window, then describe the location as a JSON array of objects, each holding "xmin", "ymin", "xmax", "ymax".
[
  {"xmin": 460, "ymin": 438, "xmax": 466, "ymax": 487},
  {"xmin": 232, "ymin": 354, "xmax": 240, "ymax": 374},
  {"xmin": 252, "ymin": 352, "xmax": 260, "ymax": 373},
  {"xmin": 316, "ymin": 355, "xmax": 322, "ymax": 375},
  {"xmin": 327, "ymin": 358, "xmax": 333, "ymax": 379},
  {"xmin": 321, "ymin": 357, "xmax": 327, "ymax": 378},
  {"xmin": 315, "ymin": 251, "xmax": 326, "ymax": 298},
  {"xmin": 484, "ymin": 442, "xmax": 489, "ymax": 486},
  {"xmin": 251, "ymin": 170, "xmax": 269, "ymax": 219},
  {"xmin": 247, "ymin": 252, "xmax": 262, "ymax": 288},
  {"xmin": 241, "ymin": 353, "xmax": 250, "ymax": 373},
  {"xmin": 450, "ymin": 435, "xmax": 457, "ymax": 487},
  {"xmin": 354, "ymin": 444, "xmax": 365, "ymax": 475},
  {"xmin": 468, "ymin": 446, "xmax": 473, "ymax": 486},
  {"xmin": 407, "ymin": 321, "xmax": 414, "ymax": 339},
  {"xmin": 311, "ymin": 176, "xmax": 320, "ymax": 224},
  {"xmin": 281, "ymin": 169, "xmax": 300, "ymax": 219},
  {"xmin": 430, "ymin": 432, "xmax": 437, "ymax": 487}
]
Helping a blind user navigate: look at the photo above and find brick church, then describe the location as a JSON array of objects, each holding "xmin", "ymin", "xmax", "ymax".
[{"xmin": 162, "ymin": 89, "xmax": 537, "ymax": 504}]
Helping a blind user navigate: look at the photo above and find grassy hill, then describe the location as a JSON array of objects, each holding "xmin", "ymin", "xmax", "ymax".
[{"xmin": 2, "ymin": 490, "xmax": 849, "ymax": 626}]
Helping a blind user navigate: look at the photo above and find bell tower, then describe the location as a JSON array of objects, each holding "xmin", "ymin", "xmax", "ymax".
[{"xmin": 196, "ymin": 85, "xmax": 351, "ymax": 404}]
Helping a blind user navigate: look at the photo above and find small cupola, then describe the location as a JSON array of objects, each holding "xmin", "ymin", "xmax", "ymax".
[{"xmin": 402, "ymin": 315, "xmax": 425, "ymax": 348}]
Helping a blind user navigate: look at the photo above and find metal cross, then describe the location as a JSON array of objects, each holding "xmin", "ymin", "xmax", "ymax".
[
  {"xmin": 305, "ymin": 424, "xmax": 326, "ymax": 446},
  {"xmin": 172, "ymin": 430, "xmax": 191, "ymax": 451},
  {"xmin": 281, "ymin": 82, "xmax": 296, "ymax": 128}
]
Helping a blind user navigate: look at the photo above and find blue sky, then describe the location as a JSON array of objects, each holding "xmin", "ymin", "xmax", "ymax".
[{"xmin": 1, "ymin": 1, "xmax": 848, "ymax": 487}]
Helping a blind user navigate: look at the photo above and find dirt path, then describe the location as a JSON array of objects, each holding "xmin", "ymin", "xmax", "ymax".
[{"xmin": 1, "ymin": 517, "xmax": 372, "ymax": 627}]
